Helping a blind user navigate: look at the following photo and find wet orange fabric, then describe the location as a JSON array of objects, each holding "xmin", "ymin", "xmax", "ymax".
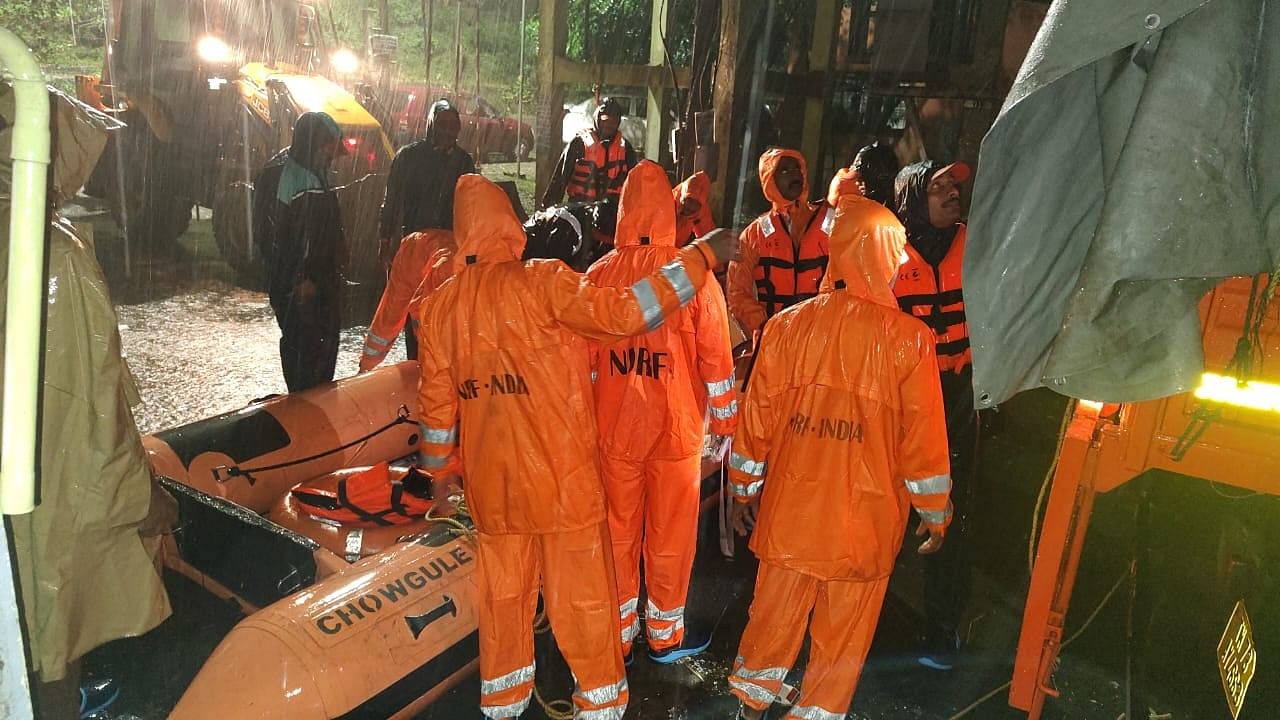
[
  {"xmin": 587, "ymin": 161, "xmax": 736, "ymax": 652},
  {"xmin": 673, "ymin": 171, "xmax": 715, "ymax": 246},
  {"xmin": 415, "ymin": 173, "xmax": 717, "ymax": 716},
  {"xmin": 894, "ymin": 226, "xmax": 971, "ymax": 373},
  {"xmin": 360, "ymin": 230, "xmax": 455, "ymax": 371},
  {"xmin": 728, "ymin": 194, "xmax": 952, "ymax": 580},
  {"xmin": 827, "ymin": 166, "xmax": 863, "ymax": 207},
  {"xmin": 726, "ymin": 149, "xmax": 832, "ymax": 335}
]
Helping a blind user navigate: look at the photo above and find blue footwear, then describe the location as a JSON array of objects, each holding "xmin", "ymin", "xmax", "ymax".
[
  {"xmin": 916, "ymin": 630, "xmax": 959, "ymax": 671},
  {"xmin": 79, "ymin": 677, "xmax": 121, "ymax": 718},
  {"xmin": 648, "ymin": 629, "xmax": 712, "ymax": 664}
]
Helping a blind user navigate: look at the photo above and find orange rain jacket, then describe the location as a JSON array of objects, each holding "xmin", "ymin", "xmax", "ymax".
[
  {"xmin": 673, "ymin": 171, "xmax": 715, "ymax": 247},
  {"xmin": 827, "ymin": 166, "xmax": 863, "ymax": 207},
  {"xmin": 728, "ymin": 194, "xmax": 952, "ymax": 580},
  {"xmin": 726, "ymin": 149, "xmax": 834, "ymax": 335},
  {"xmin": 415, "ymin": 174, "xmax": 719, "ymax": 535},
  {"xmin": 588, "ymin": 161, "xmax": 737, "ymax": 461},
  {"xmin": 359, "ymin": 230, "xmax": 456, "ymax": 371}
]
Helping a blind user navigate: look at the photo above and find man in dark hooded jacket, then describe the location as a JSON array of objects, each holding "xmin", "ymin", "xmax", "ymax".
[
  {"xmin": 892, "ymin": 159, "xmax": 978, "ymax": 671},
  {"xmin": 255, "ymin": 111, "xmax": 349, "ymax": 392},
  {"xmin": 378, "ymin": 99, "xmax": 476, "ymax": 358},
  {"xmin": 851, "ymin": 142, "xmax": 899, "ymax": 208}
]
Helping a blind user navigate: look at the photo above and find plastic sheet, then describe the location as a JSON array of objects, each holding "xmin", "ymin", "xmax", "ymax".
[{"xmin": 966, "ymin": 0, "xmax": 1280, "ymax": 407}]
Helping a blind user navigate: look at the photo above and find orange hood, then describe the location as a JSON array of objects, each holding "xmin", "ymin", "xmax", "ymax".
[
  {"xmin": 674, "ymin": 170, "xmax": 710, "ymax": 206},
  {"xmin": 826, "ymin": 166, "xmax": 863, "ymax": 207},
  {"xmin": 758, "ymin": 148, "xmax": 809, "ymax": 213},
  {"xmin": 821, "ymin": 194, "xmax": 907, "ymax": 308},
  {"xmin": 453, "ymin": 174, "xmax": 527, "ymax": 272},
  {"xmin": 614, "ymin": 160, "xmax": 677, "ymax": 248}
]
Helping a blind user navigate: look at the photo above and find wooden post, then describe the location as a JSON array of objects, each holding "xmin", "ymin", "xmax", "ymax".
[
  {"xmin": 516, "ymin": 0, "xmax": 527, "ymax": 177},
  {"xmin": 454, "ymin": 0, "xmax": 463, "ymax": 96},
  {"xmin": 422, "ymin": 0, "xmax": 434, "ymax": 85},
  {"xmin": 709, "ymin": 0, "xmax": 742, "ymax": 225},
  {"xmin": 644, "ymin": 0, "xmax": 672, "ymax": 162},
  {"xmin": 535, "ymin": 0, "xmax": 568, "ymax": 201},
  {"xmin": 801, "ymin": 0, "xmax": 842, "ymax": 186}
]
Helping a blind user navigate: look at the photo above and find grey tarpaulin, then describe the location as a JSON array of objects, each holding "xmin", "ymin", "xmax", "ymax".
[{"xmin": 965, "ymin": 0, "xmax": 1280, "ymax": 408}]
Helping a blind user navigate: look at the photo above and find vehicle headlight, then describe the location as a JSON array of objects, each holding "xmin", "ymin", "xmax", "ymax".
[
  {"xmin": 331, "ymin": 49, "xmax": 360, "ymax": 75},
  {"xmin": 196, "ymin": 35, "xmax": 234, "ymax": 65}
]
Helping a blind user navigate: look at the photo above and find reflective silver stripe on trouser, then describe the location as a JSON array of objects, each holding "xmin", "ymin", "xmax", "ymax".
[
  {"xmin": 729, "ymin": 479, "xmax": 763, "ymax": 498},
  {"xmin": 418, "ymin": 451, "xmax": 450, "ymax": 468},
  {"xmin": 732, "ymin": 658, "xmax": 788, "ymax": 682},
  {"xmin": 786, "ymin": 705, "xmax": 845, "ymax": 720},
  {"xmin": 646, "ymin": 600, "xmax": 684, "ymax": 622},
  {"xmin": 729, "ymin": 678, "xmax": 776, "ymax": 705},
  {"xmin": 660, "ymin": 260, "xmax": 696, "ymax": 306},
  {"xmin": 481, "ymin": 663, "xmax": 535, "ymax": 695},
  {"xmin": 631, "ymin": 277, "xmax": 664, "ymax": 331},
  {"xmin": 619, "ymin": 597, "xmax": 640, "ymax": 644},
  {"xmin": 918, "ymin": 506, "xmax": 953, "ymax": 525},
  {"xmin": 575, "ymin": 677, "xmax": 628, "ymax": 706},
  {"xmin": 480, "ymin": 697, "xmax": 531, "ymax": 720},
  {"xmin": 904, "ymin": 474, "xmax": 951, "ymax": 496},
  {"xmin": 621, "ymin": 614, "xmax": 641, "ymax": 644},
  {"xmin": 367, "ymin": 331, "xmax": 393, "ymax": 347},
  {"xmin": 419, "ymin": 422, "xmax": 458, "ymax": 445},
  {"xmin": 728, "ymin": 451, "xmax": 766, "ymax": 477},
  {"xmin": 705, "ymin": 373, "xmax": 736, "ymax": 399},
  {"xmin": 576, "ymin": 707, "xmax": 627, "ymax": 720},
  {"xmin": 711, "ymin": 400, "xmax": 738, "ymax": 420}
]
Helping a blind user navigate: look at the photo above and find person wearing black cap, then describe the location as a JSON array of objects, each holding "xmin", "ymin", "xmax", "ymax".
[
  {"xmin": 540, "ymin": 96, "xmax": 638, "ymax": 208},
  {"xmin": 378, "ymin": 99, "xmax": 476, "ymax": 359},
  {"xmin": 255, "ymin": 110, "xmax": 350, "ymax": 392},
  {"xmin": 892, "ymin": 159, "xmax": 978, "ymax": 672}
]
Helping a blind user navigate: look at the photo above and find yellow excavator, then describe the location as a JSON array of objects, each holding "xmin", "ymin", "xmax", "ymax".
[{"xmin": 75, "ymin": 0, "xmax": 392, "ymax": 285}]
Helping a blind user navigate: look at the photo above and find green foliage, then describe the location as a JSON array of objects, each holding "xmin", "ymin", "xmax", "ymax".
[{"xmin": 1, "ymin": 0, "xmax": 106, "ymax": 67}]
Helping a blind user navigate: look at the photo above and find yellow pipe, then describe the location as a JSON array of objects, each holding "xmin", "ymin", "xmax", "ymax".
[{"xmin": 0, "ymin": 29, "xmax": 50, "ymax": 515}]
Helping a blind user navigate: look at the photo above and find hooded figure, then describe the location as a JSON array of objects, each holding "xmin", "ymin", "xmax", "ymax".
[
  {"xmin": 540, "ymin": 96, "xmax": 638, "ymax": 207},
  {"xmin": 826, "ymin": 166, "xmax": 863, "ymax": 207},
  {"xmin": 673, "ymin": 170, "xmax": 715, "ymax": 246},
  {"xmin": 726, "ymin": 194, "xmax": 951, "ymax": 720},
  {"xmin": 358, "ymin": 229, "xmax": 456, "ymax": 372},
  {"xmin": 378, "ymin": 99, "xmax": 476, "ymax": 358},
  {"xmin": 726, "ymin": 148, "xmax": 835, "ymax": 339},
  {"xmin": 586, "ymin": 161, "xmax": 737, "ymax": 663},
  {"xmin": 852, "ymin": 142, "xmax": 899, "ymax": 208},
  {"xmin": 415, "ymin": 174, "xmax": 732, "ymax": 720},
  {"xmin": 257, "ymin": 110, "xmax": 348, "ymax": 392},
  {"xmin": 892, "ymin": 159, "xmax": 978, "ymax": 671}
]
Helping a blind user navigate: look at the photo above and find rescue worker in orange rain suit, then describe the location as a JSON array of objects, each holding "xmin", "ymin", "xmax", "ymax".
[
  {"xmin": 358, "ymin": 229, "xmax": 456, "ymax": 371},
  {"xmin": 726, "ymin": 148, "xmax": 835, "ymax": 343},
  {"xmin": 725, "ymin": 194, "xmax": 953, "ymax": 720},
  {"xmin": 674, "ymin": 171, "xmax": 716, "ymax": 247},
  {"xmin": 586, "ymin": 161, "xmax": 738, "ymax": 665},
  {"xmin": 415, "ymin": 174, "xmax": 737, "ymax": 720}
]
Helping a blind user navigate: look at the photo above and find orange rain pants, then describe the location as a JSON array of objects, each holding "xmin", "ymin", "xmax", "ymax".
[
  {"xmin": 729, "ymin": 563, "xmax": 890, "ymax": 719},
  {"xmin": 476, "ymin": 522, "xmax": 626, "ymax": 720}
]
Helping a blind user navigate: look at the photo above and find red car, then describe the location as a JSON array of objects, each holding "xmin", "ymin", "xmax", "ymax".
[{"xmin": 391, "ymin": 85, "xmax": 533, "ymax": 161}]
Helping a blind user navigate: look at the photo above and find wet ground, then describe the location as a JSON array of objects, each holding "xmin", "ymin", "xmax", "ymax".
[{"xmin": 75, "ymin": 215, "xmax": 1278, "ymax": 720}]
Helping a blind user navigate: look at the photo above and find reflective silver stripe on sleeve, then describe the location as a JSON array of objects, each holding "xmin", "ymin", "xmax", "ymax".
[
  {"xmin": 575, "ymin": 677, "xmax": 628, "ymax": 706},
  {"xmin": 820, "ymin": 207, "xmax": 835, "ymax": 235},
  {"xmin": 367, "ymin": 331, "xmax": 393, "ymax": 347},
  {"xmin": 729, "ymin": 451, "xmax": 766, "ymax": 477},
  {"xmin": 918, "ymin": 506, "xmax": 953, "ymax": 525},
  {"xmin": 660, "ymin": 261, "xmax": 696, "ymax": 306},
  {"xmin": 760, "ymin": 215, "xmax": 776, "ymax": 237},
  {"xmin": 705, "ymin": 374, "xmax": 736, "ymax": 398},
  {"xmin": 904, "ymin": 474, "xmax": 952, "ymax": 496},
  {"xmin": 480, "ymin": 697, "xmax": 532, "ymax": 720},
  {"xmin": 481, "ymin": 663, "xmax": 535, "ymax": 695},
  {"xmin": 631, "ymin": 277, "xmax": 664, "ymax": 332},
  {"xmin": 711, "ymin": 400, "xmax": 738, "ymax": 421},
  {"xmin": 645, "ymin": 600, "xmax": 685, "ymax": 622},
  {"xmin": 418, "ymin": 451, "xmax": 450, "ymax": 469},
  {"xmin": 418, "ymin": 422, "xmax": 458, "ymax": 445},
  {"xmin": 786, "ymin": 705, "xmax": 844, "ymax": 720},
  {"xmin": 729, "ymin": 479, "xmax": 763, "ymax": 498}
]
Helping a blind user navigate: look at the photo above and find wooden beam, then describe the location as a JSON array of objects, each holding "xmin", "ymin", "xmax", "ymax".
[
  {"xmin": 644, "ymin": 0, "xmax": 672, "ymax": 161},
  {"xmin": 802, "ymin": 0, "xmax": 841, "ymax": 188},
  {"xmin": 709, "ymin": 0, "xmax": 743, "ymax": 225},
  {"xmin": 535, "ymin": 0, "xmax": 568, "ymax": 199},
  {"xmin": 553, "ymin": 59, "xmax": 692, "ymax": 89}
]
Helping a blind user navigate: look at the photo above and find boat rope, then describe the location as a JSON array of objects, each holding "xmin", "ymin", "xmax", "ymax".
[
  {"xmin": 212, "ymin": 405, "xmax": 415, "ymax": 485},
  {"xmin": 422, "ymin": 491, "xmax": 576, "ymax": 720}
]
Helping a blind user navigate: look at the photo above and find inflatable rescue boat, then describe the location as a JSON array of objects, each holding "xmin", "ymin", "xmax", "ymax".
[{"xmin": 145, "ymin": 358, "xmax": 740, "ymax": 718}]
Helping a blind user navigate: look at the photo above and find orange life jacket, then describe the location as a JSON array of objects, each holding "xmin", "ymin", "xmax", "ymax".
[
  {"xmin": 894, "ymin": 225, "xmax": 970, "ymax": 372},
  {"xmin": 290, "ymin": 463, "xmax": 434, "ymax": 526},
  {"xmin": 566, "ymin": 130, "xmax": 631, "ymax": 202},
  {"xmin": 751, "ymin": 204, "xmax": 834, "ymax": 318}
]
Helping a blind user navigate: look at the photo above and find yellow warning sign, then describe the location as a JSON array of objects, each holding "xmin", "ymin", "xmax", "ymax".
[{"xmin": 1217, "ymin": 600, "xmax": 1257, "ymax": 720}]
